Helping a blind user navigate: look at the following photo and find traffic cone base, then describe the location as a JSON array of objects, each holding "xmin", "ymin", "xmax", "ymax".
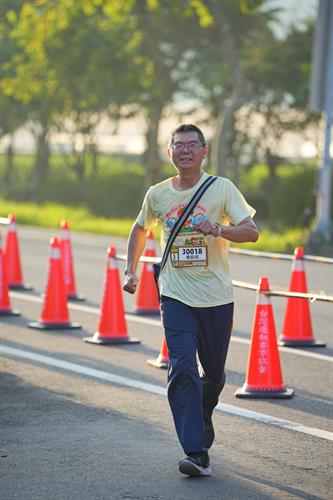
[
  {"xmin": 40, "ymin": 293, "xmax": 86, "ymax": 302},
  {"xmin": 0, "ymin": 308, "xmax": 20, "ymax": 316},
  {"xmin": 134, "ymin": 308, "xmax": 160, "ymax": 316},
  {"xmin": 147, "ymin": 354, "xmax": 168, "ymax": 369},
  {"xmin": 28, "ymin": 321, "xmax": 81, "ymax": 330},
  {"xmin": 39, "ymin": 291, "xmax": 84, "ymax": 303},
  {"xmin": 235, "ymin": 385, "xmax": 294, "ymax": 399},
  {"xmin": 84, "ymin": 332, "xmax": 140, "ymax": 345},
  {"xmin": 67, "ymin": 293, "xmax": 85, "ymax": 302},
  {"xmin": 9, "ymin": 283, "xmax": 33, "ymax": 291},
  {"xmin": 278, "ymin": 337, "xmax": 326, "ymax": 347}
]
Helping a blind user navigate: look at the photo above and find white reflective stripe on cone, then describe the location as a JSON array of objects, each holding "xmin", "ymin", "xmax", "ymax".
[
  {"xmin": 108, "ymin": 257, "xmax": 118, "ymax": 270},
  {"xmin": 292, "ymin": 259, "xmax": 304, "ymax": 271},
  {"xmin": 8, "ymin": 222, "xmax": 16, "ymax": 232},
  {"xmin": 147, "ymin": 239, "xmax": 155, "ymax": 250},
  {"xmin": 61, "ymin": 230, "xmax": 70, "ymax": 240},
  {"xmin": 50, "ymin": 248, "xmax": 62, "ymax": 259},
  {"xmin": 257, "ymin": 292, "xmax": 271, "ymax": 305}
]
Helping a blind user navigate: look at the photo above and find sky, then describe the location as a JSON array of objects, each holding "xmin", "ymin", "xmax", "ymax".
[{"xmin": 265, "ymin": 0, "xmax": 318, "ymax": 38}]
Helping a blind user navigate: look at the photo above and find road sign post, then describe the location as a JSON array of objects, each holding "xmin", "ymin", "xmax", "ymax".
[{"xmin": 308, "ymin": 0, "xmax": 333, "ymax": 254}]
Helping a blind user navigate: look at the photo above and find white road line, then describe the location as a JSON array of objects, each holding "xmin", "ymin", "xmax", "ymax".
[
  {"xmin": 10, "ymin": 291, "xmax": 333, "ymax": 362},
  {"xmin": 218, "ymin": 403, "xmax": 333, "ymax": 441},
  {"xmin": 300, "ymin": 393, "xmax": 333, "ymax": 406},
  {"xmin": 1, "ymin": 344, "xmax": 332, "ymax": 443}
]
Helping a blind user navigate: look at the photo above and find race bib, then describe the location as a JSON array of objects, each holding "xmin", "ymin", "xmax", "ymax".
[{"xmin": 170, "ymin": 241, "xmax": 208, "ymax": 267}]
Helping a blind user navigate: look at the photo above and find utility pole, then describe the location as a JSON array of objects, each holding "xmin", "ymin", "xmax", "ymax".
[{"xmin": 308, "ymin": 0, "xmax": 333, "ymax": 254}]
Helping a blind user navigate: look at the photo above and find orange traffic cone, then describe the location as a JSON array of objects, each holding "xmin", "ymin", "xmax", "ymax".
[
  {"xmin": 0, "ymin": 231, "xmax": 20, "ymax": 316},
  {"xmin": 5, "ymin": 214, "xmax": 32, "ymax": 290},
  {"xmin": 134, "ymin": 230, "xmax": 160, "ymax": 315},
  {"xmin": 279, "ymin": 247, "xmax": 325, "ymax": 347},
  {"xmin": 84, "ymin": 246, "xmax": 140, "ymax": 344},
  {"xmin": 235, "ymin": 277, "xmax": 294, "ymax": 399},
  {"xmin": 60, "ymin": 220, "xmax": 85, "ymax": 301},
  {"xmin": 147, "ymin": 335, "xmax": 169, "ymax": 369},
  {"xmin": 28, "ymin": 237, "xmax": 81, "ymax": 330}
]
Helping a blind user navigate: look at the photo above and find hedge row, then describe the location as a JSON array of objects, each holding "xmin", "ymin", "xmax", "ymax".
[{"xmin": 1, "ymin": 154, "xmax": 330, "ymax": 228}]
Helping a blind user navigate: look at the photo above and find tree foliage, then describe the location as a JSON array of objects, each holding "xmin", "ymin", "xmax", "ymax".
[{"xmin": 0, "ymin": 0, "xmax": 317, "ymax": 195}]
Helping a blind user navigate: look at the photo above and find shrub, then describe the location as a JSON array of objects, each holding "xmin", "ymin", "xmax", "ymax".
[{"xmin": 1, "ymin": 154, "xmax": 331, "ymax": 227}]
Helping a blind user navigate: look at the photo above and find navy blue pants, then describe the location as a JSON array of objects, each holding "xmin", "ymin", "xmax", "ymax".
[{"xmin": 160, "ymin": 296, "xmax": 234, "ymax": 454}]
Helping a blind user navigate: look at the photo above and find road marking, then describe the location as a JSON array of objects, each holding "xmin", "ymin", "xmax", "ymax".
[
  {"xmin": 10, "ymin": 291, "xmax": 333, "ymax": 363},
  {"xmin": 218, "ymin": 404, "xmax": 333, "ymax": 441},
  {"xmin": 300, "ymin": 393, "xmax": 333, "ymax": 406},
  {"xmin": 1, "ymin": 344, "xmax": 332, "ymax": 443}
]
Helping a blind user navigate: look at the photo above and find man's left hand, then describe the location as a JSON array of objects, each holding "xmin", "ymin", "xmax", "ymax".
[{"xmin": 193, "ymin": 219, "xmax": 219, "ymax": 237}]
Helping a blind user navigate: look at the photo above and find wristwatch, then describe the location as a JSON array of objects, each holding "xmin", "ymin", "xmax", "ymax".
[{"xmin": 213, "ymin": 222, "xmax": 223, "ymax": 237}]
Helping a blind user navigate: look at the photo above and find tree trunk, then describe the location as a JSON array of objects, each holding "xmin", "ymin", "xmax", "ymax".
[
  {"xmin": 73, "ymin": 150, "xmax": 86, "ymax": 181},
  {"xmin": 91, "ymin": 144, "xmax": 98, "ymax": 175},
  {"xmin": 31, "ymin": 127, "xmax": 50, "ymax": 198},
  {"xmin": 5, "ymin": 138, "xmax": 14, "ymax": 192},
  {"xmin": 143, "ymin": 104, "xmax": 163, "ymax": 192},
  {"xmin": 212, "ymin": 96, "xmax": 248, "ymax": 178},
  {"xmin": 264, "ymin": 147, "xmax": 279, "ymax": 194}
]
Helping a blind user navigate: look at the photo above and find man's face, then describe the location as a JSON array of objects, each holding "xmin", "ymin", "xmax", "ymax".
[{"xmin": 168, "ymin": 131, "xmax": 208, "ymax": 171}]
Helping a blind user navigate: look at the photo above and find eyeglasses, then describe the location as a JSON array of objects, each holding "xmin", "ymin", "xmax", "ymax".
[{"xmin": 171, "ymin": 141, "xmax": 205, "ymax": 152}]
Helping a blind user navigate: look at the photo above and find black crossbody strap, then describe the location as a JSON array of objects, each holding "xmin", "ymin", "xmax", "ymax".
[{"xmin": 160, "ymin": 175, "xmax": 217, "ymax": 271}]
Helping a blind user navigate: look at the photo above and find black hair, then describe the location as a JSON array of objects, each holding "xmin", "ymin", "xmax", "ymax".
[{"xmin": 169, "ymin": 123, "xmax": 206, "ymax": 147}]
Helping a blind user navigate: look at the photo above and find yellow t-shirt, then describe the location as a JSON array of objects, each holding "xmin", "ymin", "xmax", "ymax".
[{"xmin": 136, "ymin": 172, "xmax": 255, "ymax": 307}]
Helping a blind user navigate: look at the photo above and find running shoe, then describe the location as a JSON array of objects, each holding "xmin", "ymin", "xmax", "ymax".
[{"xmin": 178, "ymin": 452, "xmax": 212, "ymax": 477}]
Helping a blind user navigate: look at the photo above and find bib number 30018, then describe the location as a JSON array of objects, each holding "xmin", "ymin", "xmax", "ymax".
[{"xmin": 170, "ymin": 245, "xmax": 208, "ymax": 267}]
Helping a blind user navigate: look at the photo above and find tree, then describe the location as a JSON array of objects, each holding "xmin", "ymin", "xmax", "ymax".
[
  {"xmin": 179, "ymin": 0, "xmax": 317, "ymax": 188},
  {"xmin": 0, "ymin": 0, "xmax": 319, "ymax": 202},
  {"xmin": 0, "ymin": 0, "xmax": 144, "ymax": 191},
  {"xmin": 132, "ymin": 1, "xmax": 208, "ymax": 188},
  {"xmin": 0, "ymin": 94, "xmax": 28, "ymax": 193},
  {"xmin": 192, "ymin": 0, "xmax": 268, "ymax": 177},
  {"xmin": 0, "ymin": 1, "xmax": 68, "ymax": 195},
  {"xmin": 0, "ymin": 1, "xmax": 29, "ymax": 192},
  {"xmin": 234, "ymin": 20, "xmax": 319, "ymax": 190},
  {"xmin": 41, "ymin": 0, "xmax": 140, "ymax": 184}
]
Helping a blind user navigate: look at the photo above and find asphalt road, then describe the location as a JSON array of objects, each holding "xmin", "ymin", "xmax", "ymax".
[{"xmin": 0, "ymin": 225, "xmax": 332, "ymax": 500}]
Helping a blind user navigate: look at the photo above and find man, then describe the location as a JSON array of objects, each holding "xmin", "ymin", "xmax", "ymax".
[{"xmin": 123, "ymin": 123, "xmax": 258, "ymax": 477}]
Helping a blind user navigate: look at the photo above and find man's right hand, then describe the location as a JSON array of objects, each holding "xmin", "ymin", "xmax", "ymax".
[{"xmin": 123, "ymin": 272, "xmax": 139, "ymax": 294}]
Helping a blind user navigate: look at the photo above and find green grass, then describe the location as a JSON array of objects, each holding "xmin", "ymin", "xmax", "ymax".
[
  {"xmin": 0, "ymin": 198, "xmax": 308, "ymax": 253},
  {"xmin": 238, "ymin": 227, "xmax": 307, "ymax": 253},
  {"xmin": 0, "ymin": 199, "xmax": 135, "ymax": 238}
]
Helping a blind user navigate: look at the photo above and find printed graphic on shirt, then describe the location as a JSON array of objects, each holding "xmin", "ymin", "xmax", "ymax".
[
  {"xmin": 165, "ymin": 203, "xmax": 208, "ymax": 268},
  {"xmin": 165, "ymin": 203, "xmax": 207, "ymax": 233}
]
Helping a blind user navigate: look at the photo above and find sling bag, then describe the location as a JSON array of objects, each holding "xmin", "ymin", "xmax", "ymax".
[{"xmin": 153, "ymin": 175, "xmax": 218, "ymax": 301}]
